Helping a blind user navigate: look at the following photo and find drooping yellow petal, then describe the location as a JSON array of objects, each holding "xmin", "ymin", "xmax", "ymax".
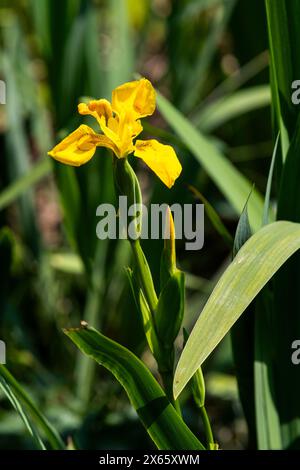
[
  {"xmin": 112, "ymin": 78, "xmax": 156, "ymax": 120},
  {"xmin": 48, "ymin": 124, "xmax": 116, "ymax": 166},
  {"xmin": 134, "ymin": 139, "xmax": 182, "ymax": 188}
]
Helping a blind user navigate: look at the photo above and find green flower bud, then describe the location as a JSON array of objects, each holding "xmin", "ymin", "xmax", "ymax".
[
  {"xmin": 160, "ymin": 207, "xmax": 177, "ymax": 289},
  {"xmin": 155, "ymin": 270, "xmax": 185, "ymax": 349}
]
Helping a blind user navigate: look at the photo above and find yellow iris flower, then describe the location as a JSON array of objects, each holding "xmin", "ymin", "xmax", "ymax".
[{"xmin": 48, "ymin": 78, "xmax": 182, "ymax": 188}]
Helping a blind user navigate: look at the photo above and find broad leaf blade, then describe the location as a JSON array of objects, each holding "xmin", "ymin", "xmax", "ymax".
[
  {"xmin": 64, "ymin": 325, "xmax": 204, "ymax": 450},
  {"xmin": 174, "ymin": 221, "xmax": 300, "ymax": 398}
]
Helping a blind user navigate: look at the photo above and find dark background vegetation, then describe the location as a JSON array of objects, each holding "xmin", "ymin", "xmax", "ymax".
[{"xmin": 0, "ymin": 0, "xmax": 272, "ymax": 449}]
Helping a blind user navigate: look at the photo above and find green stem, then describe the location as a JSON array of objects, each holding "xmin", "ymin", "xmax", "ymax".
[
  {"xmin": 199, "ymin": 405, "xmax": 215, "ymax": 448},
  {"xmin": 113, "ymin": 158, "xmax": 181, "ymax": 414},
  {"xmin": 131, "ymin": 239, "xmax": 158, "ymax": 315},
  {"xmin": 130, "ymin": 241, "xmax": 182, "ymax": 414},
  {"xmin": 160, "ymin": 370, "xmax": 182, "ymax": 415}
]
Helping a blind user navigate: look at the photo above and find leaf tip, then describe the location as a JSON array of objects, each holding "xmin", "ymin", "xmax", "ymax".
[{"xmin": 63, "ymin": 320, "xmax": 89, "ymax": 335}]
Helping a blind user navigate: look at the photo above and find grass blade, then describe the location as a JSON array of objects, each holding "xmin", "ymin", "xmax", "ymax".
[
  {"xmin": 0, "ymin": 159, "xmax": 52, "ymax": 212},
  {"xmin": 195, "ymin": 86, "xmax": 271, "ymax": 132},
  {"xmin": 265, "ymin": 0, "xmax": 294, "ymax": 158},
  {"xmin": 106, "ymin": 0, "xmax": 134, "ymax": 90},
  {"xmin": 254, "ymin": 290, "xmax": 282, "ymax": 449},
  {"xmin": 0, "ymin": 366, "xmax": 64, "ymax": 450},
  {"xmin": 262, "ymin": 132, "xmax": 279, "ymax": 226},
  {"xmin": 184, "ymin": 0, "xmax": 237, "ymax": 110},
  {"xmin": 0, "ymin": 376, "xmax": 46, "ymax": 450},
  {"xmin": 188, "ymin": 184, "xmax": 233, "ymax": 247}
]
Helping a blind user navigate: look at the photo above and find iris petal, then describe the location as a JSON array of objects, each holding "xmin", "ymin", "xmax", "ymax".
[
  {"xmin": 78, "ymin": 99, "xmax": 113, "ymax": 127},
  {"xmin": 48, "ymin": 125, "xmax": 117, "ymax": 166},
  {"xmin": 112, "ymin": 78, "xmax": 156, "ymax": 120},
  {"xmin": 134, "ymin": 139, "xmax": 182, "ymax": 188}
]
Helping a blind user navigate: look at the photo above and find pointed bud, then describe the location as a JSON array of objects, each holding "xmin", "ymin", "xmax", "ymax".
[
  {"xmin": 155, "ymin": 270, "xmax": 185, "ymax": 350},
  {"xmin": 160, "ymin": 207, "xmax": 177, "ymax": 289}
]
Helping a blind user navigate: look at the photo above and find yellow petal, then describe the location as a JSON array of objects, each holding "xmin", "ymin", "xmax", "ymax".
[
  {"xmin": 134, "ymin": 139, "xmax": 182, "ymax": 188},
  {"xmin": 112, "ymin": 78, "xmax": 156, "ymax": 120},
  {"xmin": 48, "ymin": 125, "xmax": 116, "ymax": 166},
  {"xmin": 78, "ymin": 99, "xmax": 113, "ymax": 127},
  {"xmin": 99, "ymin": 112, "xmax": 142, "ymax": 158}
]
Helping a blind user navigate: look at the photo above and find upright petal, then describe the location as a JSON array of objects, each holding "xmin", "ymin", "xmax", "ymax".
[
  {"xmin": 78, "ymin": 99, "xmax": 113, "ymax": 128},
  {"xmin": 48, "ymin": 125, "xmax": 116, "ymax": 166},
  {"xmin": 134, "ymin": 139, "xmax": 182, "ymax": 188},
  {"xmin": 98, "ymin": 111, "xmax": 142, "ymax": 158},
  {"xmin": 112, "ymin": 78, "xmax": 156, "ymax": 119}
]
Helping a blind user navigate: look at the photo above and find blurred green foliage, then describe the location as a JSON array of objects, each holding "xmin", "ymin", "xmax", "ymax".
[{"xmin": 0, "ymin": 0, "xmax": 272, "ymax": 450}]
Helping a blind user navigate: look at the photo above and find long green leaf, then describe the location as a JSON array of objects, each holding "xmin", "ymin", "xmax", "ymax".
[
  {"xmin": 184, "ymin": 0, "xmax": 237, "ymax": 110},
  {"xmin": 195, "ymin": 86, "xmax": 271, "ymax": 132},
  {"xmin": 106, "ymin": 0, "xmax": 134, "ymax": 91},
  {"xmin": 231, "ymin": 196, "xmax": 256, "ymax": 447},
  {"xmin": 265, "ymin": 0, "xmax": 300, "ymax": 449},
  {"xmin": 0, "ymin": 376, "xmax": 46, "ymax": 450},
  {"xmin": 2, "ymin": 28, "xmax": 39, "ymax": 252},
  {"xmin": 0, "ymin": 366, "xmax": 64, "ymax": 450},
  {"xmin": 174, "ymin": 221, "xmax": 300, "ymax": 398},
  {"xmin": 188, "ymin": 185, "xmax": 233, "ymax": 247},
  {"xmin": 265, "ymin": 0, "xmax": 296, "ymax": 158},
  {"xmin": 262, "ymin": 132, "xmax": 279, "ymax": 226},
  {"xmin": 252, "ymin": 134, "xmax": 281, "ymax": 450},
  {"xmin": 254, "ymin": 290, "xmax": 282, "ymax": 449},
  {"xmin": 157, "ymin": 92, "xmax": 264, "ymax": 230},
  {"xmin": 64, "ymin": 325, "xmax": 204, "ymax": 450},
  {"xmin": 0, "ymin": 159, "xmax": 52, "ymax": 212},
  {"xmin": 272, "ymin": 105, "xmax": 300, "ymax": 450}
]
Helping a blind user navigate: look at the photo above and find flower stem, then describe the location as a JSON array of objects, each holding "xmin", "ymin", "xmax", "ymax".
[
  {"xmin": 199, "ymin": 405, "xmax": 215, "ymax": 449},
  {"xmin": 130, "ymin": 240, "xmax": 182, "ymax": 414},
  {"xmin": 160, "ymin": 369, "xmax": 182, "ymax": 415},
  {"xmin": 113, "ymin": 158, "xmax": 181, "ymax": 413}
]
